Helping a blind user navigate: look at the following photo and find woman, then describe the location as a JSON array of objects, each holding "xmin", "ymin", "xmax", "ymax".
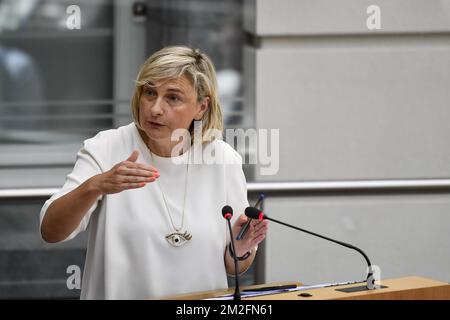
[{"xmin": 39, "ymin": 46, "xmax": 268, "ymax": 299}]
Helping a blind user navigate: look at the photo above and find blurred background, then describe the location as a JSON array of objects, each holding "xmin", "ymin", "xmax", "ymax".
[{"xmin": 1, "ymin": 0, "xmax": 450, "ymax": 299}]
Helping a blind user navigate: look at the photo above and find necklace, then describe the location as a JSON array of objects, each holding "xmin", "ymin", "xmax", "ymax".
[{"xmin": 149, "ymin": 149, "xmax": 192, "ymax": 247}]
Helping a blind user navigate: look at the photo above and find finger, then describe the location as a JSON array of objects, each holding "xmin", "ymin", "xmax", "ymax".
[
  {"xmin": 244, "ymin": 226, "xmax": 266, "ymax": 245},
  {"xmin": 250, "ymin": 220, "xmax": 261, "ymax": 229},
  {"xmin": 126, "ymin": 150, "xmax": 139, "ymax": 162},
  {"xmin": 118, "ymin": 167, "xmax": 159, "ymax": 178},
  {"xmin": 124, "ymin": 161, "xmax": 159, "ymax": 173},
  {"xmin": 235, "ymin": 214, "xmax": 248, "ymax": 227},
  {"xmin": 239, "ymin": 214, "xmax": 247, "ymax": 221},
  {"xmin": 253, "ymin": 220, "xmax": 269, "ymax": 234},
  {"xmin": 123, "ymin": 182, "xmax": 147, "ymax": 189},
  {"xmin": 241, "ymin": 222, "xmax": 256, "ymax": 241},
  {"xmin": 119, "ymin": 175, "xmax": 157, "ymax": 183},
  {"xmin": 251, "ymin": 234, "xmax": 266, "ymax": 247},
  {"xmin": 253, "ymin": 226, "xmax": 268, "ymax": 238},
  {"xmin": 251, "ymin": 219, "xmax": 266, "ymax": 228},
  {"xmin": 254, "ymin": 221, "xmax": 268, "ymax": 233},
  {"xmin": 249, "ymin": 232, "xmax": 266, "ymax": 246}
]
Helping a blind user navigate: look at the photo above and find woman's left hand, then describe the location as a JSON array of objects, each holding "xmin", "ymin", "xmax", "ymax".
[{"xmin": 231, "ymin": 214, "xmax": 269, "ymax": 257}]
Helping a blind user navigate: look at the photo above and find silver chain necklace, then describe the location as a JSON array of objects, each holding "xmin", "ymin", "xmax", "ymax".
[{"xmin": 149, "ymin": 149, "xmax": 192, "ymax": 247}]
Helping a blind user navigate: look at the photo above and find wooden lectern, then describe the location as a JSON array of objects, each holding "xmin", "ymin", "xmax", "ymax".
[{"xmin": 162, "ymin": 276, "xmax": 450, "ymax": 300}]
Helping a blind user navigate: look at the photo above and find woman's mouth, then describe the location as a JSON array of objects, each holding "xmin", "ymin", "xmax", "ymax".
[{"xmin": 148, "ymin": 121, "xmax": 164, "ymax": 128}]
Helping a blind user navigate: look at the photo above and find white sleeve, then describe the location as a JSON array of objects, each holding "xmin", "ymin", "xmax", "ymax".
[
  {"xmin": 39, "ymin": 143, "xmax": 104, "ymax": 243},
  {"xmin": 225, "ymin": 149, "xmax": 250, "ymax": 244}
]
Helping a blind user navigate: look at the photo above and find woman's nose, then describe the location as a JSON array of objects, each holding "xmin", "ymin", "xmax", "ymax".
[{"xmin": 150, "ymin": 98, "xmax": 164, "ymax": 116}]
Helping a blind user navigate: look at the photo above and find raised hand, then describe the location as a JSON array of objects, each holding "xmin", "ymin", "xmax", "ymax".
[{"xmin": 91, "ymin": 150, "xmax": 159, "ymax": 195}]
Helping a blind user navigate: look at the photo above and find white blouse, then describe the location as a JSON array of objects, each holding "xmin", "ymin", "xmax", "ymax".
[{"xmin": 39, "ymin": 123, "xmax": 249, "ymax": 299}]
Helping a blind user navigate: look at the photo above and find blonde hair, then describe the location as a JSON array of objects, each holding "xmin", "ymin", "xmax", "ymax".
[{"xmin": 131, "ymin": 45, "xmax": 223, "ymax": 142}]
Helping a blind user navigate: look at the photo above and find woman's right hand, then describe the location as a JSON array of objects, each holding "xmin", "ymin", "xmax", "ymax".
[{"xmin": 90, "ymin": 150, "xmax": 159, "ymax": 195}]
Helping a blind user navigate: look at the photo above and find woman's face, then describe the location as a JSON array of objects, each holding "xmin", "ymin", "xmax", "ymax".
[{"xmin": 139, "ymin": 74, "xmax": 208, "ymax": 144}]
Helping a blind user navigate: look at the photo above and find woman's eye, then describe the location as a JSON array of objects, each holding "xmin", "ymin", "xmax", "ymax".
[
  {"xmin": 144, "ymin": 89, "xmax": 156, "ymax": 97},
  {"xmin": 168, "ymin": 95, "xmax": 180, "ymax": 103},
  {"xmin": 165, "ymin": 231, "xmax": 192, "ymax": 246}
]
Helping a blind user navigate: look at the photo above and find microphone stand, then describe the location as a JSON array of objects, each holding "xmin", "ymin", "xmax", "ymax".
[
  {"xmin": 226, "ymin": 218, "xmax": 241, "ymax": 300},
  {"xmin": 263, "ymin": 215, "xmax": 377, "ymax": 290}
]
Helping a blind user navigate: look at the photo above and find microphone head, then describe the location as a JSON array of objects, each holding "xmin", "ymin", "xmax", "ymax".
[
  {"xmin": 245, "ymin": 207, "xmax": 265, "ymax": 220},
  {"xmin": 221, "ymin": 205, "xmax": 233, "ymax": 220}
]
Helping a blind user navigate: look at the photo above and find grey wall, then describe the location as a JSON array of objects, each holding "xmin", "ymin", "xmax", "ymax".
[
  {"xmin": 244, "ymin": 0, "xmax": 450, "ymax": 284},
  {"xmin": 264, "ymin": 194, "xmax": 450, "ymax": 285}
]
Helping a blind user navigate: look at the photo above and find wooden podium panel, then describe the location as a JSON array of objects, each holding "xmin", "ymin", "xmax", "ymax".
[
  {"xmin": 248, "ymin": 276, "xmax": 450, "ymax": 300},
  {"xmin": 161, "ymin": 277, "xmax": 450, "ymax": 300},
  {"xmin": 160, "ymin": 282, "xmax": 302, "ymax": 300}
]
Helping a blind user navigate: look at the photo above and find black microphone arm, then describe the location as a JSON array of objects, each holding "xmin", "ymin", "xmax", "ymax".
[
  {"xmin": 222, "ymin": 205, "xmax": 241, "ymax": 300},
  {"xmin": 245, "ymin": 207, "xmax": 377, "ymax": 290}
]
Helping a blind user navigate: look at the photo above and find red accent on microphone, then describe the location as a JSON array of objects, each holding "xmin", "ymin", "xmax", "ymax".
[
  {"xmin": 224, "ymin": 213, "xmax": 232, "ymax": 220},
  {"xmin": 258, "ymin": 212, "xmax": 264, "ymax": 220}
]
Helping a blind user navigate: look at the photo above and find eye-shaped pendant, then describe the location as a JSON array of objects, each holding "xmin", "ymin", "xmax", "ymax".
[{"xmin": 166, "ymin": 231, "xmax": 192, "ymax": 247}]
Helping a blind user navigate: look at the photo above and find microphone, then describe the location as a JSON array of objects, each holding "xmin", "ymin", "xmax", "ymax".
[
  {"xmin": 236, "ymin": 193, "xmax": 265, "ymax": 240},
  {"xmin": 245, "ymin": 207, "xmax": 378, "ymax": 291},
  {"xmin": 221, "ymin": 205, "xmax": 241, "ymax": 300}
]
